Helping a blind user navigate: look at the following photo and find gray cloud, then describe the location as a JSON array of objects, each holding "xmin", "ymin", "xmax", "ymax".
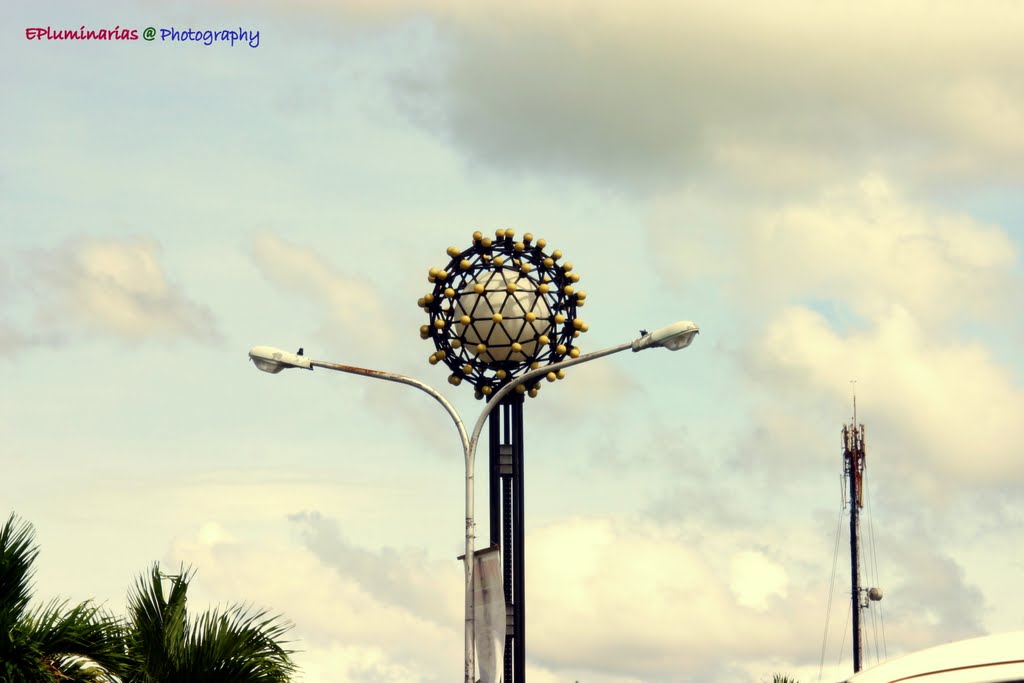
[
  {"xmin": 288, "ymin": 510, "xmax": 455, "ymax": 626},
  {"xmin": 385, "ymin": 1, "xmax": 1024, "ymax": 193}
]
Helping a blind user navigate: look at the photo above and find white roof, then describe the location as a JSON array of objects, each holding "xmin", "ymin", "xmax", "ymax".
[{"xmin": 843, "ymin": 631, "xmax": 1024, "ymax": 683}]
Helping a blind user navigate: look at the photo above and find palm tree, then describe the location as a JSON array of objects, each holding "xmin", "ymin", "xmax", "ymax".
[
  {"xmin": 121, "ymin": 563, "xmax": 296, "ymax": 682},
  {"xmin": 0, "ymin": 513, "xmax": 128, "ymax": 682}
]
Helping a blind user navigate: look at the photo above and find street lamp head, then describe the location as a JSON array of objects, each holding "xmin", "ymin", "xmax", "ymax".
[
  {"xmin": 631, "ymin": 321, "xmax": 700, "ymax": 352},
  {"xmin": 248, "ymin": 346, "xmax": 313, "ymax": 373}
]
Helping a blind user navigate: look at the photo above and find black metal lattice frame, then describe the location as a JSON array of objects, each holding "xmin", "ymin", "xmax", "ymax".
[{"xmin": 419, "ymin": 229, "xmax": 588, "ymax": 399}]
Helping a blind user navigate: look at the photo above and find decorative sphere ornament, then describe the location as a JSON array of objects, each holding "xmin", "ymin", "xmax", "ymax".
[{"xmin": 421, "ymin": 229, "xmax": 588, "ymax": 399}]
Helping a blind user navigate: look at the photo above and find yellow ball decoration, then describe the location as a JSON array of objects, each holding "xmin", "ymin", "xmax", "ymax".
[
  {"xmin": 505, "ymin": 229, "xmax": 515, "ymax": 237},
  {"xmin": 569, "ymin": 347, "xmax": 581, "ymax": 358},
  {"xmin": 476, "ymin": 344, "xmax": 487, "ymax": 355},
  {"xmin": 451, "ymin": 339, "xmax": 462, "ymax": 349},
  {"xmin": 506, "ymin": 282, "xmax": 517, "ymax": 293},
  {"xmin": 538, "ymin": 283, "xmax": 550, "ymax": 294},
  {"xmin": 563, "ymin": 262, "xmax": 574, "ymax": 272},
  {"xmin": 474, "ymin": 283, "xmax": 485, "ymax": 293},
  {"xmin": 525, "ymin": 312, "xmax": 537, "ymax": 322},
  {"xmin": 492, "ymin": 313, "xmax": 503, "ymax": 323},
  {"xmin": 482, "ymin": 237, "xmax": 493, "ymax": 248},
  {"xmin": 428, "ymin": 354, "xmax": 439, "ymax": 365},
  {"xmin": 460, "ymin": 315, "xmax": 471, "ymax": 325},
  {"xmin": 524, "ymin": 232, "xmax": 534, "ymax": 243},
  {"xmin": 464, "ymin": 363, "xmax": 474, "ymax": 373},
  {"xmin": 556, "ymin": 344, "xmax": 567, "ymax": 354},
  {"xmin": 496, "ymin": 370, "xmax": 507, "ymax": 379},
  {"xmin": 447, "ymin": 246, "xmax": 461, "ymax": 257},
  {"xmin": 419, "ymin": 325, "xmax": 430, "ymax": 339},
  {"xmin": 536, "ymin": 239, "xmax": 547, "ymax": 249},
  {"xmin": 472, "ymin": 231, "xmax": 483, "ymax": 241},
  {"xmin": 495, "ymin": 229, "xmax": 506, "ymax": 238},
  {"xmin": 445, "ymin": 288, "xmax": 456, "ymax": 298},
  {"xmin": 528, "ymin": 387, "xmax": 539, "ymax": 398},
  {"xmin": 543, "ymin": 258, "xmax": 554, "ymax": 268},
  {"xmin": 516, "ymin": 384, "xmax": 527, "ymax": 394},
  {"xmin": 552, "ymin": 249, "xmax": 563, "ymax": 260},
  {"xmin": 514, "ymin": 242, "xmax": 525, "ymax": 252},
  {"xmin": 538, "ymin": 334, "xmax": 550, "ymax": 345},
  {"xmin": 573, "ymin": 318, "xmax": 584, "ymax": 330},
  {"xmin": 546, "ymin": 371, "xmax": 557, "ymax": 382},
  {"xmin": 482, "ymin": 385, "xmax": 493, "ymax": 395},
  {"xmin": 433, "ymin": 319, "xmax": 445, "ymax": 328},
  {"xmin": 511, "ymin": 342, "xmax": 523, "ymax": 353},
  {"xmin": 555, "ymin": 314, "xmax": 566, "ymax": 324},
  {"xmin": 564, "ymin": 285, "xmax": 575, "ymax": 296},
  {"xmin": 449, "ymin": 375, "xmax": 462, "ymax": 386},
  {"xmin": 461, "ymin": 259, "xmax": 472, "ymax": 270},
  {"xmin": 556, "ymin": 369, "xmax": 566, "ymax": 379}
]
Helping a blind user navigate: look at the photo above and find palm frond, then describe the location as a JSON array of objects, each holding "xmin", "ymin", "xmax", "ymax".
[
  {"xmin": 124, "ymin": 563, "xmax": 295, "ymax": 682},
  {"xmin": 1, "ymin": 514, "xmax": 131, "ymax": 683},
  {"xmin": 125, "ymin": 562, "xmax": 197, "ymax": 680},
  {"xmin": 0, "ymin": 513, "xmax": 40, "ymax": 625},
  {"xmin": 27, "ymin": 598, "xmax": 130, "ymax": 681},
  {"xmin": 183, "ymin": 604, "xmax": 296, "ymax": 682}
]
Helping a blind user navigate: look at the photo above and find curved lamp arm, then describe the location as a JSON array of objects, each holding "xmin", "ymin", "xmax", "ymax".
[
  {"xmin": 247, "ymin": 317, "xmax": 697, "ymax": 683},
  {"xmin": 467, "ymin": 319, "xmax": 700, "ymax": 447}
]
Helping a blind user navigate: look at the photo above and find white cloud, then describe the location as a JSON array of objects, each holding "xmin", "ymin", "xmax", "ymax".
[
  {"xmin": 525, "ymin": 516, "xmax": 817, "ymax": 679},
  {"xmin": 28, "ymin": 237, "xmax": 219, "ymax": 343},
  {"xmin": 251, "ymin": 233, "xmax": 392, "ymax": 351},
  {"xmin": 168, "ymin": 518, "xmax": 461, "ymax": 683},
  {"xmin": 653, "ymin": 175, "xmax": 1020, "ymax": 328},
  {"xmin": 651, "ymin": 175, "xmax": 1023, "ymax": 496},
  {"xmin": 751, "ymin": 304, "xmax": 1024, "ymax": 489},
  {"xmin": 730, "ymin": 550, "xmax": 789, "ymax": 610}
]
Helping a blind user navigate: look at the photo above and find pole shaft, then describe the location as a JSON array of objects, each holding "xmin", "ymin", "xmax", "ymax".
[
  {"xmin": 512, "ymin": 396, "xmax": 526, "ymax": 682},
  {"xmin": 848, "ymin": 427, "xmax": 862, "ymax": 673}
]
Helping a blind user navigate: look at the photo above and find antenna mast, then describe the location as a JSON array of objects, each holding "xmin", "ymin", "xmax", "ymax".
[{"xmin": 844, "ymin": 381, "xmax": 867, "ymax": 673}]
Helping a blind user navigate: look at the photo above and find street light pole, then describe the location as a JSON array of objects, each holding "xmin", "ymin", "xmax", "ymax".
[{"xmin": 248, "ymin": 319, "xmax": 698, "ymax": 683}]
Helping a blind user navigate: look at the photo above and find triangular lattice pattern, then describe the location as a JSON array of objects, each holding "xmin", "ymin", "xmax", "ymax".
[{"xmin": 454, "ymin": 270, "xmax": 552, "ymax": 363}]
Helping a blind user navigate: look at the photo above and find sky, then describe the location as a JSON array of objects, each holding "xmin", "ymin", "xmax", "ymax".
[{"xmin": 2, "ymin": 1, "xmax": 1023, "ymax": 682}]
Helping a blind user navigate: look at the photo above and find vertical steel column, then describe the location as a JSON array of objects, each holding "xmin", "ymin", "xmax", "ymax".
[
  {"xmin": 511, "ymin": 396, "xmax": 525, "ymax": 683},
  {"xmin": 490, "ymin": 394, "xmax": 526, "ymax": 683}
]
